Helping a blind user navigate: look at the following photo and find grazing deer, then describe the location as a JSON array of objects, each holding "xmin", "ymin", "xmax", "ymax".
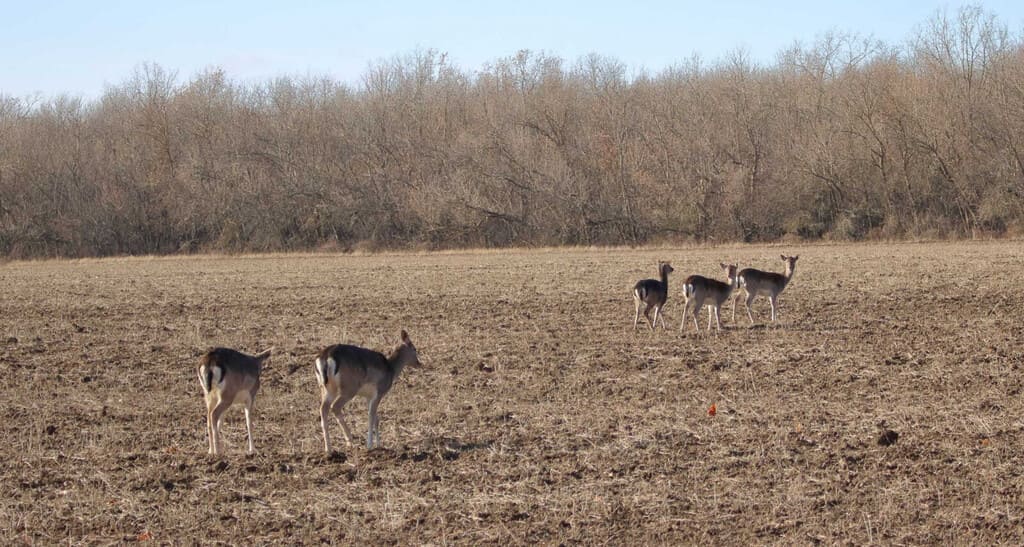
[
  {"xmin": 314, "ymin": 330, "xmax": 423, "ymax": 453},
  {"xmin": 734, "ymin": 255, "xmax": 799, "ymax": 323},
  {"xmin": 197, "ymin": 347, "xmax": 272, "ymax": 455},
  {"xmin": 681, "ymin": 263, "xmax": 739, "ymax": 332},
  {"xmin": 633, "ymin": 261, "xmax": 674, "ymax": 330}
]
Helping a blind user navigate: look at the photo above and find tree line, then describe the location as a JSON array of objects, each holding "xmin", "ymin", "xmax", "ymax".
[{"xmin": 1, "ymin": 7, "xmax": 1023, "ymax": 258}]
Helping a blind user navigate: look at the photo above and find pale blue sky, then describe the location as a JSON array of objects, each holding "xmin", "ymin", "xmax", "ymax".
[{"xmin": 2, "ymin": 1, "xmax": 1022, "ymax": 98}]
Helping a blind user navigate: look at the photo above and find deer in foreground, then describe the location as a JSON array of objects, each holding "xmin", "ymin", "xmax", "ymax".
[
  {"xmin": 734, "ymin": 255, "xmax": 799, "ymax": 323},
  {"xmin": 681, "ymin": 263, "xmax": 739, "ymax": 332},
  {"xmin": 197, "ymin": 347, "xmax": 272, "ymax": 455},
  {"xmin": 315, "ymin": 330, "xmax": 423, "ymax": 453},
  {"xmin": 633, "ymin": 261, "xmax": 674, "ymax": 330}
]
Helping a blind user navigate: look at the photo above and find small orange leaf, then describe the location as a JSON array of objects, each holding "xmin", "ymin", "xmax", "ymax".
[
  {"xmin": 707, "ymin": 403, "xmax": 717, "ymax": 417},
  {"xmin": 137, "ymin": 530, "xmax": 153, "ymax": 542}
]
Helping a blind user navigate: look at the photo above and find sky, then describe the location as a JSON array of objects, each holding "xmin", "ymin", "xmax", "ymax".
[{"xmin": 2, "ymin": 1, "xmax": 1023, "ymax": 99}]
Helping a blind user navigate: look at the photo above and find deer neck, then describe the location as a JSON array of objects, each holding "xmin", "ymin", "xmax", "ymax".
[
  {"xmin": 726, "ymin": 275, "xmax": 739, "ymax": 296},
  {"xmin": 387, "ymin": 349, "xmax": 411, "ymax": 377},
  {"xmin": 660, "ymin": 268, "xmax": 669, "ymax": 292}
]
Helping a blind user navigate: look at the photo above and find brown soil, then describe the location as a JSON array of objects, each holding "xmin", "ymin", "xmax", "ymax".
[{"xmin": 2, "ymin": 241, "xmax": 1024, "ymax": 544}]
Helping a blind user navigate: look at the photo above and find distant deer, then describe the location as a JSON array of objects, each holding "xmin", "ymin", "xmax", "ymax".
[
  {"xmin": 197, "ymin": 347, "xmax": 272, "ymax": 455},
  {"xmin": 681, "ymin": 263, "xmax": 739, "ymax": 332},
  {"xmin": 734, "ymin": 255, "xmax": 799, "ymax": 323},
  {"xmin": 314, "ymin": 330, "xmax": 423, "ymax": 453},
  {"xmin": 633, "ymin": 261, "xmax": 674, "ymax": 330}
]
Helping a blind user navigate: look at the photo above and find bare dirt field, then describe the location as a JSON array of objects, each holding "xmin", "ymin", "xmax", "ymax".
[{"xmin": 2, "ymin": 241, "xmax": 1024, "ymax": 544}]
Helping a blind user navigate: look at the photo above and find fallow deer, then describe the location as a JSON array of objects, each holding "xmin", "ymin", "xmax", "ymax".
[
  {"xmin": 633, "ymin": 261, "xmax": 674, "ymax": 330},
  {"xmin": 734, "ymin": 255, "xmax": 799, "ymax": 323},
  {"xmin": 197, "ymin": 347, "xmax": 272, "ymax": 455},
  {"xmin": 681, "ymin": 263, "xmax": 739, "ymax": 332},
  {"xmin": 314, "ymin": 330, "xmax": 423, "ymax": 453}
]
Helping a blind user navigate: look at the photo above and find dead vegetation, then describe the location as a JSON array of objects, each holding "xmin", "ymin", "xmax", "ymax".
[
  {"xmin": 3, "ymin": 8, "xmax": 1024, "ymax": 257},
  {"xmin": 2, "ymin": 241, "xmax": 1024, "ymax": 543}
]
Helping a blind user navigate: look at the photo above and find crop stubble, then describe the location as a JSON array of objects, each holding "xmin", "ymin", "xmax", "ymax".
[{"xmin": 1, "ymin": 241, "xmax": 1024, "ymax": 544}]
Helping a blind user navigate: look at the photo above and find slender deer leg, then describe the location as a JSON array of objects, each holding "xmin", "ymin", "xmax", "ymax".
[
  {"xmin": 769, "ymin": 295, "xmax": 778, "ymax": 322},
  {"xmin": 243, "ymin": 404, "xmax": 255, "ymax": 454},
  {"xmin": 656, "ymin": 305, "xmax": 667, "ymax": 330},
  {"xmin": 320, "ymin": 392, "xmax": 337, "ymax": 453},
  {"xmin": 210, "ymin": 399, "xmax": 232, "ymax": 456},
  {"xmin": 633, "ymin": 297, "xmax": 641, "ymax": 330},
  {"xmin": 367, "ymin": 396, "xmax": 382, "ymax": 449},
  {"xmin": 745, "ymin": 293, "xmax": 756, "ymax": 323},
  {"xmin": 733, "ymin": 294, "xmax": 740, "ymax": 322},
  {"xmin": 331, "ymin": 404, "xmax": 356, "ymax": 447},
  {"xmin": 707, "ymin": 305, "xmax": 713, "ymax": 330},
  {"xmin": 691, "ymin": 305, "xmax": 700, "ymax": 332},
  {"xmin": 205, "ymin": 394, "xmax": 217, "ymax": 454},
  {"xmin": 714, "ymin": 305, "xmax": 722, "ymax": 331}
]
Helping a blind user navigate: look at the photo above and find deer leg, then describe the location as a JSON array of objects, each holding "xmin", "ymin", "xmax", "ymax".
[
  {"xmin": 745, "ymin": 293, "xmax": 756, "ymax": 324},
  {"xmin": 633, "ymin": 297, "xmax": 641, "ymax": 330},
  {"xmin": 769, "ymin": 295, "xmax": 778, "ymax": 322},
  {"xmin": 331, "ymin": 403, "xmax": 356, "ymax": 447},
  {"xmin": 243, "ymin": 403, "xmax": 255, "ymax": 454},
  {"xmin": 209, "ymin": 399, "xmax": 232, "ymax": 456},
  {"xmin": 732, "ymin": 293, "xmax": 740, "ymax": 322},
  {"xmin": 714, "ymin": 305, "xmax": 722, "ymax": 331},
  {"xmin": 205, "ymin": 394, "xmax": 216, "ymax": 454},
  {"xmin": 320, "ymin": 391, "xmax": 337, "ymax": 453},
  {"xmin": 367, "ymin": 396, "xmax": 382, "ymax": 449}
]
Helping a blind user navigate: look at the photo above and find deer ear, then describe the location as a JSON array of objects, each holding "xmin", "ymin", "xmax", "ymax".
[
  {"xmin": 400, "ymin": 330, "xmax": 410, "ymax": 343},
  {"xmin": 780, "ymin": 254, "xmax": 787, "ymax": 261},
  {"xmin": 255, "ymin": 348, "xmax": 273, "ymax": 361},
  {"xmin": 720, "ymin": 262, "xmax": 726, "ymax": 269}
]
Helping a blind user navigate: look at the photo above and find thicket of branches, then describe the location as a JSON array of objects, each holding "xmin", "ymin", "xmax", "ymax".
[{"xmin": 2, "ymin": 7, "xmax": 1023, "ymax": 258}]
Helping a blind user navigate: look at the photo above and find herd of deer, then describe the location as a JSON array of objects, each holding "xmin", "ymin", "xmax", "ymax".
[
  {"xmin": 633, "ymin": 255, "xmax": 799, "ymax": 332},
  {"xmin": 197, "ymin": 255, "xmax": 798, "ymax": 456}
]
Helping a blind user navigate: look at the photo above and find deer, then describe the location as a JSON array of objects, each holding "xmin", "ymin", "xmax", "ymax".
[
  {"xmin": 197, "ymin": 347, "xmax": 272, "ymax": 455},
  {"xmin": 633, "ymin": 261, "xmax": 674, "ymax": 330},
  {"xmin": 734, "ymin": 255, "xmax": 799, "ymax": 323},
  {"xmin": 681, "ymin": 263, "xmax": 740, "ymax": 332},
  {"xmin": 314, "ymin": 330, "xmax": 423, "ymax": 453}
]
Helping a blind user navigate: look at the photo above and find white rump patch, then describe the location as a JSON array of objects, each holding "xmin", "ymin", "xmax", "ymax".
[
  {"xmin": 315, "ymin": 357, "xmax": 329, "ymax": 385},
  {"xmin": 201, "ymin": 364, "xmax": 225, "ymax": 393}
]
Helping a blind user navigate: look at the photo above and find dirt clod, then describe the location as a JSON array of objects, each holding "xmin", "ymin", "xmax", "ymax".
[{"xmin": 877, "ymin": 430, "xmax": 899, "ymax": 446}]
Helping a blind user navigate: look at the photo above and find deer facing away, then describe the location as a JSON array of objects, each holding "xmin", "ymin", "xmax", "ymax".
[
  {"xmin": 734, "ymin": 255, "xmax": 799, "ymax": 323},
  {"xmin": 315, "ymin": 330, "xmax": 423, "ymax": 453},
  {"xmin": 633, "ymin": 261, "xmax": 674, "ymax": 330},
  {"xmin": 681, "ymin": 263, "xmax": 739, "ymax": 332},
  {"xmin": 197, "ymin": 347, "xmax": 272, "ymax": 455}
]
